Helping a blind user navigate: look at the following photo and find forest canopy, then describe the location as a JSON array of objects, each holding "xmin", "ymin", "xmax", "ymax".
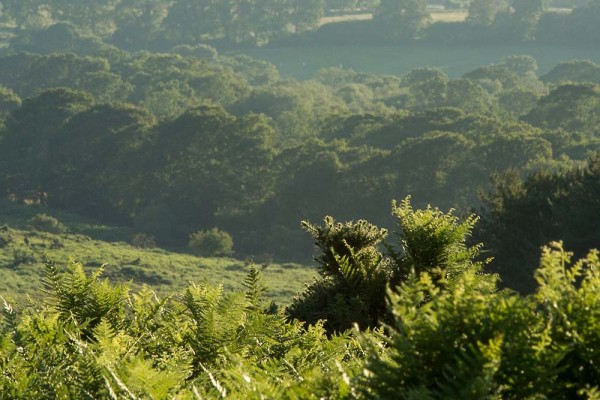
[
  {"xmin": 1, "ymin": 47, "xmax": 600, "ymax": 277},
  {"xmin": 1, "ymin": 0, "xmax": 600, "ymax": 48}
]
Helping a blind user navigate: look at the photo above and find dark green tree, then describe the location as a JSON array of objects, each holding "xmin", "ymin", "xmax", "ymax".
[
  {"xmin": 0, "ymin": 88, "xmax": 94, "ymax": 201},
  {"xmin": 375, "ymin": 0, "xmax": 431, "ymax": 41},
  {"xmin": 153, "ymin": 105, "xmax": 276, "ymax": 233},
  {"xmin": 289, "ymin": 0, "xmax": 325, "ymax": 34},
  {"xmin": 467, "ymin": 0, "xmax": 497, "ymax": 26},
  {"xmin": 498, "ymin": 87, "xmax": 541, "ymax": 118},
  {"xmin": 9, "ymin": 23, "xmax": 112, "ymax": 56},
  {"xmin": 0, "ymin": 86, "xmax": 21, "ymax": 116},
  {"xmin": 46, "ymin": 103, "xmax": 157, "ymax": 222},
  {"xmin": 444, "ymin": 78, "xmax": 496, "ymax": 114},
  {"xmin": 478, "ymin": 152, "xmax": 600, "ymax": 292},
  {"xmin": 511, "ymin": 0, "xmax": 548, "ymax": 40},
  {"xmin": 0, "ymin": 0, "xmax": 50, "ymax": 29},
  {"xmin": 524, "ymin": 83, "xmax": 600, "ymax": 134},
  {"xmin": 14, "ymin": 53, "xmax": 110, "ymax": 98},
  {"xmin": 162, "ymin": 0, "xmax": 230, "ymax": 43},
  {"xmin": 288, "ymin": 198, "xmax": 492, "ymax": 334},
  {"xmin": 51, "ymin": 0, "xmax": 120, "ymax": 36},
  {"xmin": 112, "ymin": 0, "xmax": 169, "ymax": 49},
  {"xmin": 0, "ymin": 53, "xmax": 40, "ymax": 93},
  {"xmin": 188, "ymin": 227, "xmax": 234, "ymax": 257},
  {"xmin": 541, "ymin": 60, "xmax": 600, "ymax": 84}
]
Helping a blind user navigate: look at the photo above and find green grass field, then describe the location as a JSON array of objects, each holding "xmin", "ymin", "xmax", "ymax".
[
  {"xmin": 0, "ymin": 201, "xmax": 316, "ymax": 306},
  {"xmin": 239, "ymin": 44, "xmax": 600, "ymax": 80}
]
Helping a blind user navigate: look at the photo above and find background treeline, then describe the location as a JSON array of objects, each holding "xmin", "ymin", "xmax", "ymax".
[
  {"xmin": 2, "ymin": 45, "xmax": 600, "ymax": 293},
  {"xmin": 478, "ymin": 154, "xmax": 600, "ymax": 292},
  {"xmin": 2, "ymin": 0, "xmax": 600, "ymax": 49},
  {"xmin": 1, "ymin": 200, "xmax": 599, "ymax": 398}
]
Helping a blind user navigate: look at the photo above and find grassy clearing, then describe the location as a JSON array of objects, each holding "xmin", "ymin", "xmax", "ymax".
[
  {"xmin": 0, "ymin": 202, "xmax": 316, "ymax": 306},
  {"xmin": 320, "ymin": 13, "xmax": 372, "ymax": 25}
]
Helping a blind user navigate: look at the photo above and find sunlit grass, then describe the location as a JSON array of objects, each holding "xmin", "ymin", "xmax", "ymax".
[
  {"xmin": 0, "ymin": 202, "xmax": 316, "ymax": 306},
  {"xmin": 320, "ymin": 13, "xmax": 372, "ymax": 26},
  {"xmin": 431, "ymin": 11, "xmax": 467, "ymax": 23},
  {"xmin": 320, "ymin": 11, "xmax": 467, "ymax": 26}
]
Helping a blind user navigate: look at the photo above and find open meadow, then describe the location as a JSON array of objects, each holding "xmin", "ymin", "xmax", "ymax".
[
  {"xmin": 320, "ymin": 10, "xmax": 468, "ymax": 26},
  {"xmin": 0, "ymin": 201, "xmax": 316, "ymax": 306}
]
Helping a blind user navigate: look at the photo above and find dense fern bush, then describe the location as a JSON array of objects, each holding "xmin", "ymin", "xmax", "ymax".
[
  {"xmin": 288, "ymin": 197, "xmax": 494, "ymax": 334},
  {"xmin": 0, "ymin": 260, "xmax": 370, "ymax": 399},
  {"xmin": 361, "ymin": 242, "xmax": 600, "ymax": 399},
  {"xmin": 287, "ymin": 216, "xmax": 392, "ymax": 333},
  {"xmin": 1, "ymin": 200, "xmax": 600, "ymax": 398},
  {"xmin": 389, "ymin": 196, "xmax": 495, "ymax": 290}
]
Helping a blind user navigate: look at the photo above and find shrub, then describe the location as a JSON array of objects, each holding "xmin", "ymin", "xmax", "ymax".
[
  {"xmin": 288, "ymin": 197, "xmax": 494, "ymax": 334},
  {"xmin": 287, "ymin": 216, "xmax": 391, "ymax": 333},
  {"xmin": 131, "ymin": 233, "xmax": 156, "ymax": 249},
  {"xmin": 12, "ymin": 248, "xmax": 36, "ymax": 266},
  {"xmin": 0, "ymin": 233, "xmax": 11, "ymax": 248},
  {"xmin": 188, "ymin": 228, "xmax": 234, "ymax": 257},
  {"xmin": 0, "ymin": 260, "xmax": 367, "ymax": 398},
  {"xmin": 28, "ymin": 214, "xmax": 66, "ymax": 234},
  {"xmin": 48, "ymin": 238, "xmax": 64, "ymax": 249},
  {"xmin": 361, "ymin": 242, "xmax": 600, "ymax": 399}
]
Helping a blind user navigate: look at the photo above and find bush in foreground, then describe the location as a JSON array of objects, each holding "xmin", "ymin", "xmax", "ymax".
[
  {"xmin": 362, "ymin": 242, "xmax": 600, "ymax": 399},
  {"xmin": 288, "ymin": 197, "xmax": 493, "ymax": 334},
  {"xmin": 1, "ymin": 201, "xmax": 599, "ymax": 398}
]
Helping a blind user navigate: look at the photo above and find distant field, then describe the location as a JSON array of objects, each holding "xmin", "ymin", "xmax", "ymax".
[
  {"xmin": 0, "ymin": 202, "xmax": 316, "ymax": 305},
  {"xmin": 431, "ymin": 11, "xmax": 467, "ymax": 23},
  {"xmin": 320, "ymin": 11, "xmax": 467, "ymax": 26},
  {"xmin": 320, "ymin": 13, "xmax": 372, "ymax": 25},
  {"xmin": 320, "ymin": 7, "xmax": 570, "ymax": 26},
  {"xmin": 238, "ymin": 44, "xmax": 600, "ymax": 80}
]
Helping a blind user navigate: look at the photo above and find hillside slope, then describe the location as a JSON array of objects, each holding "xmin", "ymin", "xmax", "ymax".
[{"xmin": 0, "ymin": 201, "xmax": 316, "ymax": 305}]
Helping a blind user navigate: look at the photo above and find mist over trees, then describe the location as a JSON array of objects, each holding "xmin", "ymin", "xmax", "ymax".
[
  {"xmin": 1, "ymin": 43, "xmax": 600, "ymax": 281},
  {"xmin": 0, "ymin": 0, "xmax": 600, "ymax": 49},
  {"xmin": 1, "ymin": 1, "xmax": 600, "ymax": 398}
]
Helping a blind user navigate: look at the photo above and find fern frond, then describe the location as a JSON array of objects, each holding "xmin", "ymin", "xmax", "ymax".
[
  {"xmin": 0, "ymin": 296, "xmax": 17, "ymax": 335},
  {"xmin": 335, "ymin": 252, "xmax": 364, "ymax": 291},
  {"xmin": 104, "ymin": 365, "xmax": 139, "ymax": 400},
  {"xmin": 41, "ymin": 258, "xmax": 63, "ymax": 304},
  {"xmin": 243, "ymin": 266, "xmax": 267, "ymax": 311},
  {"xmin": 200, "ymin": 363, "xmax": 227, "ymax": 398}
]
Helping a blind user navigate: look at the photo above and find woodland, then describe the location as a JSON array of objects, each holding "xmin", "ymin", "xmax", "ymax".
[{"xmin": 0, "ymin": 0, "xmax": 600, "ymax": 398}]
